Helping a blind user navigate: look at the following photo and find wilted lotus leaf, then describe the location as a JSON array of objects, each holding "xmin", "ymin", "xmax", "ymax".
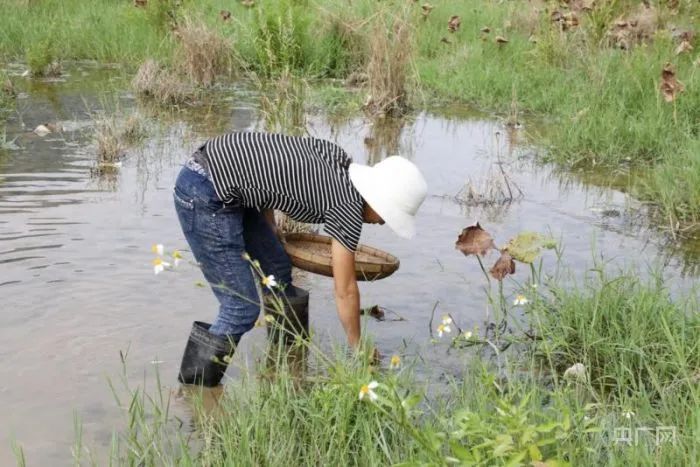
[
  {"xmin": 552, "ymin": 10, "xmax": 579, "ymax": 31},
  {"xmin": 606, "ymin": 3, "xmax": 658, "ymax": 50},
  {"xmin": 455, "ymin": 223, "xmax": 496, "ymax": 257},
  {"xmin": 675, "ymin": 40, "xmax": 693, "ymax": 55},
  {"xmin": 448, "ymin": 15, "xmax": 461, "ymax": 33},
  {"xmin": 495, "ymin": 36, "xmax": 509, "ymax": 44},
  {"xmin": 675, "ymin": 31, "xmax": 694, "ymax": 55},
  {"xmin": 133, "ymin": 0, "xmax": 147, "ymax": 7},
  {"xmin": 481, "ymin": 26, "xmax": 491, "ymax": 33},
  {"xmin": 660, "ymin": 63, "xmax": 684, "ymax": 103},
  {"xmin": 490, "ymin": 250, "xmax": 515, "ymax": 281},
  {"xmin": 504, "ymin": 232, "xmax": 556, "ymax": 264}
]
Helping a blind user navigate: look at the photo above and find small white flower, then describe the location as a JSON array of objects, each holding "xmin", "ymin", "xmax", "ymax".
[
  {"xmin": 172, "ymin": 249, "xmax": 183, "ymax": 267},
  {"xmin": 437, "ymin": 323, "xmax": 452, "ymax": 337},
  {"xmin": 463, "ymin": 331, "xmax": 473, "ymax": 340},
  {"xmin": 389, "ymin": 355, "xmax": 401, "ymax": 370},
  {"xmin": 623, "ymin": 411, "xmax": 635, "ymax": 419},
  {"xmin": 153, "ymin": 257, "xmax": 170, "ymax": 275},
  {"xmin": 359, "ymin": 381, "xmax": 379, "ymax": 401},
  {"xmin": 151, "ymin": 244, "xmax": 164, "ymax": 256},
  {"xmin": 262, "ymin": 275, "xmax": 278, "ymax": 289},
  {"xmin": 513, "ymin": 294, "xmax": 529, "ymax": 306},
  {"xmin": 441, "ymin": 315, "xmax": 453, "ymax": 326}
]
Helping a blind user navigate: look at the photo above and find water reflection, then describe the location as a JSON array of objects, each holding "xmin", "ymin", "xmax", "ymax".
[{"xmin": 1, "ymin": 64, "xmax": 699, "ymax": 465}]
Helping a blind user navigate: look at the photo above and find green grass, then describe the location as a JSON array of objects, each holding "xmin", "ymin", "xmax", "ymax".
[
  {"xmin": 47, "ymin": 264, "xmax": 697, "ymax": 466},
  {"xmin": 0, "ymin": 0, "xmax": 699, "ymax": 228}
]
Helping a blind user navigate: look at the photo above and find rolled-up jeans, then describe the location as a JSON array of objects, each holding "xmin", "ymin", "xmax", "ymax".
[{"xmin": 172, "ymin": 165, "xmax": 294, "ymax": 337}]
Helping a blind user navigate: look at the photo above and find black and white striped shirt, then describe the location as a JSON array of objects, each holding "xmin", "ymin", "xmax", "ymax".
[{"xmin": 200, "ymin": 132, "xmax": 364, "ymax": 252}]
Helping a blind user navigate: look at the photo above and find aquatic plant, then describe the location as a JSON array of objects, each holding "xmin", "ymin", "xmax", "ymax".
[
  {"xmin": 0, "ymin": 71, "xmax": 15, "ymax": 124},
  {"xmin": 83, "ymin": 261, "xmax": 699, "ymax": 465},
  {"xmin": 131, "ymin": 59, "xmax": 196, "ymax": 105},
  {"xmin": 364, "ymin": 10, "xmax": 413, "ymax": 117},
  {"xmin": 25, "ymin": 37, "xmax": 61, "ymax": 77},
  {"xmin": 173, "ymin": 16, "xmax": 234, "ymax": 86}
]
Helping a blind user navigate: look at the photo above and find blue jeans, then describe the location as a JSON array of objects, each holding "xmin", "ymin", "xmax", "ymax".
[{"xmin": 173, "ymin": 166, "xmax": 294, "ymax": 337}]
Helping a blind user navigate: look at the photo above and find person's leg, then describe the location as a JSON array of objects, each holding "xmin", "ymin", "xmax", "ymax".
[
  {"xmin": 174, "ymin": 169, "xmax": 261, "ymax": 336},
  {"xmin": 242, "ymin": 208, "xmax": 294, "ymax": 295},
  {"xmin": 173, "ymin": 166, "xmax": 260, "ymax": 385}
]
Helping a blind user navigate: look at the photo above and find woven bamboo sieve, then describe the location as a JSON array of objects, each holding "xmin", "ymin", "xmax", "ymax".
[{"xmin": 283, "ymin": 233, "xmax": 400, "ymax": 281}]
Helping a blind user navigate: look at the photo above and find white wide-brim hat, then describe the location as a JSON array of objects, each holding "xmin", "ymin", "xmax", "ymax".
[{"xmin": 349, "ymin": 156, "xmax": 428, "ymax": 239}]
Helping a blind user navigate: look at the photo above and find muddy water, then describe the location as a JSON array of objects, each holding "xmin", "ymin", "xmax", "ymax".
[{"xmin": 1, "ymin": 66, "xmax": 698, "ymax": 465}]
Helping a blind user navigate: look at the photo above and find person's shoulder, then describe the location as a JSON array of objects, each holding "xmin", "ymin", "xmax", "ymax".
[{"xmin": 309, "ymin": 136, "xmax": 352, "ymax": 166}]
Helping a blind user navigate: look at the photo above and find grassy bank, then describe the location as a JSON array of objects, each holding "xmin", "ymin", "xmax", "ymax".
[
  {"xmin": 64, "ymin": 266, "xmax": 698, "ymax": 466},
  {"xmin": 0, "ymin": 0, "xmax": 699, "ymax": 229}
]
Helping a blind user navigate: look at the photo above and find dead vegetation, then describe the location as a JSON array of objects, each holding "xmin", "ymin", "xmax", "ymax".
[
  {"xmin": 173, "ymin": 16, "xmax": 234, "ymax": 86},
  {"xmin": 131, "ymin": 59, "xmax": 196, "ymax": 105},
  {"xmin": 605, "ymin": 2, "xmax": 659, "ymax": 50},
  {"xmin": 92, "ymin": 112, "xmax": 148, "ymax": 166},
  {"xmin": 364, "ymin": 13, "xmax": 413, "ymax": 117},
  {"xmin": 363, "ymin": 117, "xmax": 407, "ymax": 165}
]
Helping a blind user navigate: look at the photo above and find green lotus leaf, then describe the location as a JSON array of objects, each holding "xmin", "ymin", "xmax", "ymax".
[{"xmin": 504, "ymin": 232, "xmax": 557, "ymax": 264}]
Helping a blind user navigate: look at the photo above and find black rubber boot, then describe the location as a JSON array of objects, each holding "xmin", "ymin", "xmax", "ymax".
[
  {"xmin": 264, "ymin": 286, "xmax": 310, "ymax": 346},
  {"xmin": 178, "ymin": 321, "xmax": 239, "ymax": 387}
]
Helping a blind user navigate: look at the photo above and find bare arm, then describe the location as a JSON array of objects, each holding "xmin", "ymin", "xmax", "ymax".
[
  {"xmin": 262, "ymin": 208, "xmax": 276, "ymax": 231},
  {"xmin": 331, "ymin": 238, "xmax": 361, "ymax": 348}
]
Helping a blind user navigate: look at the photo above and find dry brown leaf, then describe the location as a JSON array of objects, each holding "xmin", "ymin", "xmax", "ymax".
[
  {"xmin": 440, "ymin": 37, "xmax": 451, "ymax": 44},
  {"xmin": 675, "ymin": 31, "xmax": 694, "ymax": 55},
  {"xmin": 607, "ymin": 4, "xmax": 658, "ymax": 50},
  {"xmin": 676, "ymin": 40, "xmax": 693, "ymax": 55},
  {"xmin": 133, "ymin": 0, "xmax": 147, "ymax": 7},
  {"xmin": 220, "ymin": 10, "xmax": 231, "ymax": 21},
  {"xmin": 660, "ymin": 63, "xmax": 684, "ymax": 103},
  {"xmin": 489, "ymin": 250, "xmax": 515, "ymax": 280},
  {"xmin": 495, "ymin": 36, "xmax": 509, "ymax": 44},
  {"xmin": 241, "ymin": 0, "xmax": 255, "ymax": 7},
  {"xmin": 480, "ymin": 26, "xmax": 491, "ymax": 33},
  {"xmin": 421, "ymin": 3, "xmax": 434, "ymax": 19},
  {"xmin": 564, "ymin": 12, "xmax": 579, "ymax": 29},
  {"xmin": 455, "ymin": 223, "xmax": 496, "ymax": 257},
  {"xmin": 448, "ymin": 15, "xmax": 461, "ymax": 33},
  {"xmin": 552, "ymin": 10, "xmax": 579, "ymax": 31}
]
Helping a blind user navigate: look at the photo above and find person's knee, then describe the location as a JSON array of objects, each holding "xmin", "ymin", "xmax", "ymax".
[{"xmin": 211, "ymin": 300, "xmax": 260, "ymax": 336}]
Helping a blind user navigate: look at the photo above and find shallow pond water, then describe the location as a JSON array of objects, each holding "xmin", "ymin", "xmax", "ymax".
[{"xmin": 0, "ymin": 65, "xmax": 698, "ymax": 464}]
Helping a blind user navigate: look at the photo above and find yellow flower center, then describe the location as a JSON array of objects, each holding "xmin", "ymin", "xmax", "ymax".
[
  {"xmin": 152, "ymin": 258, "xmax": 163, "ymax": 266},
  {"xmin": 360, "ymin": 384, "xmax": 369, "ymax": 395},
  {"xmin": 390, "ymin": 355, "xmax": 401, "ymax": 366}
]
